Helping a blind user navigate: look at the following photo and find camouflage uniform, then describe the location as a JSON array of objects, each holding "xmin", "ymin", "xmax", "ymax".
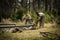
[
  {"xmin": 39, "ymin": 12, "xmax": 45, "ymax": 28},
  {"xmin": 23, "ymin": 13, "xmax": 32, "ymax": 24},
  {"xmin": 36, "ymin": 12, "xmax": 45, "ymax": 28}
]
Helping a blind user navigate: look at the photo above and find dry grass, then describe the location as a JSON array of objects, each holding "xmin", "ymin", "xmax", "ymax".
[
  {"xmin": 0, "ymin": 19, "xmax": 25, "ymax": 26},
  {"xmin": 0, "ymin": 19, "xmax": 60, "ymax": 40},
  {"xmin": 0, "ymin": 27, "xmax": 60, "ymax": 40}
]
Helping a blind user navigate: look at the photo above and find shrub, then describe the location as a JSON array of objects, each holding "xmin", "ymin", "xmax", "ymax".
[
  {"xmin": 44, "ymin": 11, "xmax": 56, "ymax": 23},
  {"xmin": 11, "ymin": 7, "xmax": 24, "ymax": 22},
  {"xmin": 16, "ymin": 7, "xmax": 24, "ymax": 20}
]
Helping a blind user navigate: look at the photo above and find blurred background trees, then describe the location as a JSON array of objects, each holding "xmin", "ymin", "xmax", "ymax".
[
  {"xmin": 0, "ymin": 0, "xmax": 60, "ymax": 24},
  {"xmin": 0, "ymin": 0, "xmax": 17, "ymax": 22}
]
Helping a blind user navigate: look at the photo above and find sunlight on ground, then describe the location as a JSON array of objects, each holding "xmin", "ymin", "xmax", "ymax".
[
  {"xmin": 0, "ymin": 19, "xmax": 59, "ymax": 40},
  {"xmin": 0, "ymin": 27, "xmax": 59, "ymax": 40}
]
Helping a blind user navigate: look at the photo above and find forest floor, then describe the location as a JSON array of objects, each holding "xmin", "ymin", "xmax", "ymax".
[
  {"xmin": 0, "ymin": 24, "xmax": 60, "ymax": 40},
  {"xmin": 0, "ymin": 19, "xmax": 60, "ymax": 40}
]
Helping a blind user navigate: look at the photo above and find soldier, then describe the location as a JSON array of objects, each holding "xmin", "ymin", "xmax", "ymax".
[
  {"xmin": 23, "ymin": 12, "xmax": 32, "ymax": 24},
  {"xmin": 9, "ymin": 27, "xmax": 22, "ymax": 33},
  {"xmin": 39, "ymin": 12, "xmax": 45, "ymax": 28},
  {"xmin": 36, "ymin": 12, "xmax": 45, "ymax": 28}
]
